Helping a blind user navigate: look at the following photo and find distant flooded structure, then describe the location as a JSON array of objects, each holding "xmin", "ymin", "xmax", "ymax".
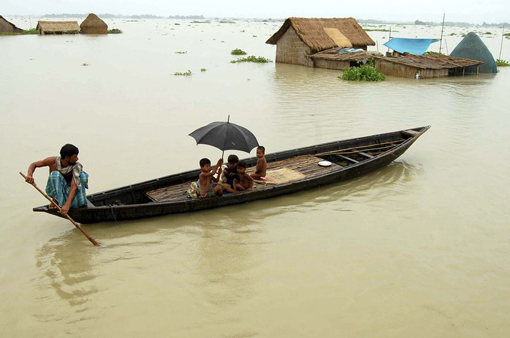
[
  {"xmin": 0, "ymin": 15, "xmax": 23, "ymax": 34},
  {"xmin": 266, "ymin": 17, "xmax": 375, "ymax": 68},
  {"xmin": 374, "ymin": 53, "xmax": 483, "ymax": 79},
  {"xmin": 450, "ymin": 32, "xmax": 497, "ymax": 73},
  {"xmin": 80, "ymin": 13, "xmax": 108, "ymax": 34},
  {"xmin": 36, "ymin": 21, "xmax": 80, "ymax": 35}
]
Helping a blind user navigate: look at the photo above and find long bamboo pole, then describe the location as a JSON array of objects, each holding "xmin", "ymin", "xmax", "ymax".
[
  {"xmin": 439, "ymin": 13, "xmax": 445, "ymax": 54},
  {"xmin": 20, "ymin": 172, "xmax": 100, "ymax": 246}
]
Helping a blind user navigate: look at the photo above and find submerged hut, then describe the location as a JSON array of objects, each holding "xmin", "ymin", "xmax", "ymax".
[
  {"xmin": 0, "ymin": 16, "xmax": 23, "ymax": 34},
  {"xmin": 80, "ymin": 13, "xmax": 108, "ymax": 34},
  {"xmin": 266, "ymin": 17, "xmax": 375, "ymax": 68},
  {"xmin": 36, "ymin": 21, "xmax": 80, "ymax": 35},
  {"xmin": 374, "ymin": 54, "xmax": 484, "ymax": 79},
  {"xmin": 450, "ymin": 32, "xmax": 497, "ymax": 73}
]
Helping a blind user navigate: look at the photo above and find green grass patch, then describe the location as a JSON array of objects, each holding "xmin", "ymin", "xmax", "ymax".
[
  {"xmin": 191, "ymin": 20, "xmax": 210, "ymax": 24},
  {"xmin": 174, "ymin": 70, "xmax": 192, "ymax": 76},
  {"xmin": 175, "ymin": 51, "xmax": 187, "ymax": 54},
  {"xmin": 449, "ymin": 32, "xmax": 457, "ymax": 36},
  {"xmin": 424, "ymin": 51, "xmax": 443, "ymax": 56},
  {"xmin": 497, "ymin": 59, "xmax": 510, "ymax": 67},
  {"xmin": 340, "ymin": 66, "xmax": 385, "ymax": 82},
  {"xmin": 0, "ymin": 28, "xmax": 38, "ymax": 35},
  {"xmin": 219, "ymin": 20, "xmax": 235, "ymax": 24},
  {"xmin": 107, "ymin": 28, "xmax": 122, "ymax": 34},
  {"xmin": 82, "ymin": 62, "xmax": 89, "ymax": 66},
  {"xmin": 504, "ymin": 33, "xmax": 510, "ymax": 37},
  {"xmin": 201, "ymin": 68, "xmax": 207, "ymax": 72},
  {"xmin": 230, "ymin": 56, "xmax": 272, "ymax": 63},
  {"xmin": 231, "ymin": 48, "xmax": 247, "ymax": 55}
]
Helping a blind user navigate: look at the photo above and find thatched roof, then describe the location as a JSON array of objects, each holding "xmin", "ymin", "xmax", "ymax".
[
  {"xmin": 0, "ymin": 15, "xmax": 23, "ymax": 33},
  {"xmin": 266, "ymin": 17, "xmax": 375, "ymax": 53},
  {"xmin": 80, "ymin": 13, "xmax": 108, "ymax": 34},
  {"xmin": 36, "ymin": 21, "xmax": 80, "ymax": 33},
  {"xmin": 374, "ymin": 54, "xmax": 483, "ymax": 70}
]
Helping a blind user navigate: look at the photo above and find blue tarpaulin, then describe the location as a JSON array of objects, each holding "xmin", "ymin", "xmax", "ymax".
[{"xmin": 384, "ymin": 38, "xmax": 439, "ymax": 55}]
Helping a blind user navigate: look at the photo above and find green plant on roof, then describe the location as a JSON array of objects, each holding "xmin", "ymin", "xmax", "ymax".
[
  {"xmin": 174, "ymin": 70, "xmax": 192, "ymax": 76},
  {"xmin": 230, "ymin": 56, "xmax": 272, "ymax": 63},
  {"xmin": 424, "ymin": 51, "xmax": 442, "ymax": 56},
  {"xmin": 107, "ymin": 28, "xmax": 122, "ymax": 34},
  {"xmin": 340, "ymin": 66, "xmax": 385, "ymax": 82},
  {"xmin": 496, "ymin": 59, "xmax": 510, "ymax": 67},
  {"xmin": 231, "ymin": 48, "xmax": 247, "ymax": 55}
]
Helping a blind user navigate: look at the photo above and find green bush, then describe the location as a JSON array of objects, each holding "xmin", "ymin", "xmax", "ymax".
[
  {"xmin": 496, "ymin": 59, "xmax": 510, "ymax": 67},
  {"xmin": 231, "ymin": 48, "xmax": 247, "ymax": 55},
  {"xmin": 174, "ymin": 70, "xmax": 192, "ymax": 76},
  {"xmin": 230, "ymin": 56, "xmax": 272, "ymax": 63},
  {"xmin": 340, "ymin": 66, "xmax": 386, "ymax": 82},
  {"xmin": 107, "ymin": 29, "xmax": 122, "ymax": 34}
]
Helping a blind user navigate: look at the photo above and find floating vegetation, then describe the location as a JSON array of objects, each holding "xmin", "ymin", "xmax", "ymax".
[
  {"xmin": 484, "ymin": 31, "xmax": 492, "ymax": 35},
  {"xmin": 191, "ymin": 20, "xmax": 210, "ymax": 24},
  {"xmin": 175, "ymin": 23, "xmax": 180, "ymax": 25},
  {"xmin": 449, "ymin": 32, "xmax": 457, "ymax": 36},
  {"xmin": 174, "ymin": 70, "xmax": 192, "ymax": 76},
  {"xmin": 340, "ymin": 66, "xmax": 385, "ymax": 82},
  {"xmin": 496, "ymin": 59, "xmax": 510, "ymax": 67},
  {"xmin": 175, "ymin": 51, "xmax": 187, "ymax": 54},
  {"xmin": 504, "ymin": 33, "xmax": 510, "ymax": 37},
  {"xmin": 201, "ymin": 68, "xmax": 207, "ymax": 72},
  {"xmin": 82, "ymin": 62, "xmax": 89, "ymax": 66},
  {"xmin": 230, "ymin": 56, "xmax": 272, "ymax": 63},
  {"xmin": 461, "ymin": 33, "xmax": 467, "ymax": 37},
  {"xmin": 219, "ymin": 20, "xmax": 235, "ymax": 24},
  {"xmin": 107, "ymin": 28, "xmax": 122, "ymax": 34},
  {"xmin": 231, "ymin": 48, "xmax": 247, "ymax": 55}
]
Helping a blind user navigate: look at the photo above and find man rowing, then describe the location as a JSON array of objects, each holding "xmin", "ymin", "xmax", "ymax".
[{"xmin": 25, "ymin": 144, "xmax": 88, "ymax": 215}]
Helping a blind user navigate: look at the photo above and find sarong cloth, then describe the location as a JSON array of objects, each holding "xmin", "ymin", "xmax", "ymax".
[{"xmin": 45, "ymin": 158, "xmax": 89, "ymax": 208}]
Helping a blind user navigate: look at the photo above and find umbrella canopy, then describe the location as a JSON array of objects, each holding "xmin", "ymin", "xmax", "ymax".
[{"xmin": 189, "ymin": 118, "xmax": 259, "ymax": 154}]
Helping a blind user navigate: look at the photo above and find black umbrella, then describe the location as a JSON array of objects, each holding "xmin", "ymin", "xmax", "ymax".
[{"xmin": 189, "ymin": 116, "xmax": 259, "ymax": 158}]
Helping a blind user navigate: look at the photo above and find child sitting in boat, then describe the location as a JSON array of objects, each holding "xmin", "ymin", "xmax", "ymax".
[
  {"xmin": 234, "ymin": 161, "xmax": 253, "ymax": 191},
  {"xmin": 250, "ymin": 146, "xmax": 267, "ymax": 180},
  {"xmin": 199, "ymin": 158, "xmax": 224, "ymax": 198},
  {"xmin": 221, "ymin": 154, "xmax": 239, "ymax": 193}
]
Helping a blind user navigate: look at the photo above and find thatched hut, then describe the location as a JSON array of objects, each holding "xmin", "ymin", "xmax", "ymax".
[
  {"xmin": 450, "ymin": 32, "xmax": 497, "ymax": 73},
  {"xmin": 0, "ymin": 16, "xmax": 23, "ymax": 34},
  {"xmin": 373, "ymin": 54, "xmax": 484, "ymax": 79},
  {"xmin": 36, "ymin": 21, "xmax": 80, "ymax": 35},
  {"xmin": 266, "ymin": 17, "xmax": 375, "ymax": 67},
  {"xmin": 80, "ymin": 13, "xmax": 108, "ymax": 34}
]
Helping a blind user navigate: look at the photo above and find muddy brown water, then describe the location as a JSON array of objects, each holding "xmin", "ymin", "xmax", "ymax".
[{"xmin": 1, "ymin": 18, "xmax": 510, "ymax": 337}]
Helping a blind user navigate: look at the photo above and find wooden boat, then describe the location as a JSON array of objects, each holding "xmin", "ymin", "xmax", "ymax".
[{"xmin": 34, "ymin": 126, "xmax": 430, "ymax": 223}]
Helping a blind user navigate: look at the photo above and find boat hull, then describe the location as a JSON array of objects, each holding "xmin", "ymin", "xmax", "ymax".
[{"xmin": 34, "ymin": 126, "xmax": 430, "ymax": 223}]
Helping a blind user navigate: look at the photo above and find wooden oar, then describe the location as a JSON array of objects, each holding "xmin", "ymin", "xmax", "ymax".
[{"xmin": 19, "ymin": 172, "xmax": 100, "ymax": 247}]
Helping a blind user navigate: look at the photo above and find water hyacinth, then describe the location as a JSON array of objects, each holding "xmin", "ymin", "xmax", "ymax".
[{"xmin": 340, "ymin": 66, "xmax": 386, "ymax": 82}]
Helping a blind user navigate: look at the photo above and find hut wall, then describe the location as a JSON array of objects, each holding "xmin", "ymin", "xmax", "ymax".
[
  {"xmin": 313, "ymin": 59, "xmax": 350, "ymax": 70},
  {"xmin": 276, "ymin": 27, "xmax": 313, "ymax": 67},
  {"xmin": 375, "ymin": 59, "xmax": 448, "ymax": 78}
]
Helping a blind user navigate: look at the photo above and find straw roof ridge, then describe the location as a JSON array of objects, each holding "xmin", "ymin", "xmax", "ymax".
[
  {"xmin": 266, "ymin": 17, "xmax": 375, "ymax": 53},
  {"xmin": 37, "ymin": 21, "xmax": 80, "ymax": 32}
]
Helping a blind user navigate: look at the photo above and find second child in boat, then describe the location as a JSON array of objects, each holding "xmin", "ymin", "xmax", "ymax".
[
  {"xmin": 250, "ymin": 146, "xmax": 267, "ymax": 180},
  {"xmin": 221, "ymin": 154, "xmax": 239, "ymax": 193},
  {"xmin": 234, "ymin": 161, "xmax": 254, "ymax": 191},
  {"xmin": 199, "ymin": 158, "xmax": 224, "ymax": 198}
]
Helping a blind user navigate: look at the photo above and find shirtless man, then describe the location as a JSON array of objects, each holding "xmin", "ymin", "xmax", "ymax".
[
  {"xmin": 25, "ymin": 144, "xmax": 88, "ymax": 215},
  {"xmin": 234, "ymin": 161, "xmax": 253, "ymax": 191},
  {"xmin": 199, "ymin": 158, "xmax": 224, "ymax": 198},
  {"xmin": 250, "ymin": 146, "xmax": 267, "ymax": 180}
]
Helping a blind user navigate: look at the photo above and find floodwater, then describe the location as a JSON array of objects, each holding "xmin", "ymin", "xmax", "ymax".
[{"xmin": 1, "ymin": 18, "xmax": 510, "ymax": 337}]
